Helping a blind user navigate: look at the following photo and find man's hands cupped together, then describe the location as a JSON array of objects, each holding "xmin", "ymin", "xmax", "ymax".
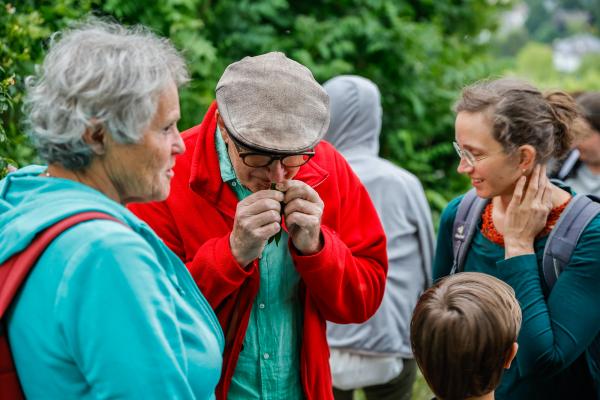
[{"xmin": 229, "ymin": 180, "xmax": 324, "ymax": 267}]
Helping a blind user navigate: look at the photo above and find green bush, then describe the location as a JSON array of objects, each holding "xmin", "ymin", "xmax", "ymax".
[
  {"xmin": 0, "ymin": 0, "xmax": 94, "ymax": 177},
  {"xmin": 504, "ymin": 41, "xmax": 600, "ymax": 93}
]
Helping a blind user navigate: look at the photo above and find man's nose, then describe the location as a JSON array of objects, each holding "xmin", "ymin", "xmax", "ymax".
[{"xmin": 267, "ymin": 159, "xmax": 287, "ymax": 183}]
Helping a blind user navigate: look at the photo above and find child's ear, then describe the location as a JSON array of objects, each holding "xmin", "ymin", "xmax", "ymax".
[{"xmin": 504, "ymin": 342, "xmax": 519, "ymax": 369}]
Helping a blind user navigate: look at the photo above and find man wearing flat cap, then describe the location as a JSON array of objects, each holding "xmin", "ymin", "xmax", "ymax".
[{"xmin": 130, "ymin": 52, "xmax": 387, "ymax": 400}]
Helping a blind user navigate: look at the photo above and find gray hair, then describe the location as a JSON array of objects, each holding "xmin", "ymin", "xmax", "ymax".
[{"xmin": 24, "ymin": 18, "xmax": 189, "ymax": 170}]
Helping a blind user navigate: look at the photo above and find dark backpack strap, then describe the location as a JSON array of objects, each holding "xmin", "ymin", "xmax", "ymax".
[
  {"xmin": 542, "ymin": 194, "xmax": 600, "ymax": 291},
  {"xmin": 0, "ymin": 211, "xmax": 122, "ymax": 400},
  {"xmin": 451, "ymin": 189, "xmax": 488, "ymax": 274}
]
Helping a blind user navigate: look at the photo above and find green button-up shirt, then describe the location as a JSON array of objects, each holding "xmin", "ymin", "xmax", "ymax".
[{"xmin": 216, "ymin": 129, "xmax": 304, "ymax": 400}]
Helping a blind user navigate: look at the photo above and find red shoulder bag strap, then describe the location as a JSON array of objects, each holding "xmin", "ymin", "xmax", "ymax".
[{"xmin": 0, "ymin": 211, "xmax": 122, "ymax": 400}]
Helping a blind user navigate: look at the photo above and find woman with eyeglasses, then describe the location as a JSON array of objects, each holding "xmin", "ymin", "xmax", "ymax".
[{"xmin": 433, "ymin": 78, "xmax": 600, "ymax": 399}]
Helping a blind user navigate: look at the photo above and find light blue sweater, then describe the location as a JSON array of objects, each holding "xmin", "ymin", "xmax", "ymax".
[{"xmin": 0, "ymin": 166, "xmax": 224, "ymax": 399}]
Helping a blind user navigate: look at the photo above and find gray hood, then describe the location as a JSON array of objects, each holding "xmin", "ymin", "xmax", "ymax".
[
  {"xmin": 323, "ymin": 75, "xmax": 434, "ymax": 357},
  {"xmin": 323, "ymin": 75, "xmax": 381, "ymax": 156}
]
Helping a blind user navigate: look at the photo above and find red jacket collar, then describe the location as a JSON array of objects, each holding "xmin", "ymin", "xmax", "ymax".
[{"xmin": 186, "ymin": 101, "xmax": 329, "ymax": 218}]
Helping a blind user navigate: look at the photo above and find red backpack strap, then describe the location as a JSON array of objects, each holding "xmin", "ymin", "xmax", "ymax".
[
  {"xmin": 0, "ymin": 211, "xmax": 122, "ymax": 400},
  {"xmin": 0, "ymin": 211, "xmax": 122, "ymax": 317}
]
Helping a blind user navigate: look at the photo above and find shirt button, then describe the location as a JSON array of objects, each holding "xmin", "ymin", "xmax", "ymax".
[
  {"xmin": 231, "ymin": 182, "xmax": 237, "ymax": 187},
  {"xmin": 263, "ymin": 353, "xmax": 270, "ymax": 360},
  {"xmin": 259, "ymin": 303, "xmax": 265, "ymax": 309}
]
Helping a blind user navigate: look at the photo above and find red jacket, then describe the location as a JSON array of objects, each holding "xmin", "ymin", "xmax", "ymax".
[{"xmin": 129, "ymin": 102, "xmax": 387, "ymax": 400}]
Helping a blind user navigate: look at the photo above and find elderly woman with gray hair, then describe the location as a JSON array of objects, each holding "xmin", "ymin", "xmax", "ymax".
[{"xmin": 0, "ymin": 19, "xmax": 223, "ymax": 399}]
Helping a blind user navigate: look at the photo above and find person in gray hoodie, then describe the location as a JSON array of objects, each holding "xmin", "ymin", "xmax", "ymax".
[{"xmin": 324, "ymin": 75, "xmax": 434, "ymax": 400}]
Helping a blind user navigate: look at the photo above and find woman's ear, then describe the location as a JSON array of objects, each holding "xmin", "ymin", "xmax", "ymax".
[
  {"xmin": 82, "ymin": 124, "xmax": 107, "ymax": 155},
  {"xmin": 504, "ymin": 342, "xmax": 519, "ymax": 369},
  {"xmin": 518, "ymin": 145, "xmax": 536, "ymax": 173}
]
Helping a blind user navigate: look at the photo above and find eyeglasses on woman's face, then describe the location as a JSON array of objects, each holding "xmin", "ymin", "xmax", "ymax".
[{"xmin": 452, "ymin": 141, "xmax": 504, "ymax": 168}]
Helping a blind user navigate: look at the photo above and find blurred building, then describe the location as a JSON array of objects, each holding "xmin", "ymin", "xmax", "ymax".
[{"xmin": 553, "ymin": 34, "xmax": 600, "ymax": 72}]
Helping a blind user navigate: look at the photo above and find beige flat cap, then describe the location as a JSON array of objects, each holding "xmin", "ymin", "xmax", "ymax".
[{"xmin": 216, "ymin": 52, "xmax": 330, "ymax": 154}]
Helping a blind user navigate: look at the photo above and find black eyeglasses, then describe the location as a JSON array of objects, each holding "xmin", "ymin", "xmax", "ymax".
[
  {"xmin": 217, "ymin": 117, "xmax": 315, "ymax": 168},
  {"xmin": 230, "ymin": 138, "xmax": 315, "ymax": 168},
  {"xmin": 218, "ymin": 118, "xmax": 315, "ymax": 168}
]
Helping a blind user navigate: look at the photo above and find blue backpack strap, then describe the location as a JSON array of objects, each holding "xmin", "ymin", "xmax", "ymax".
[
  {"xmin": 451, "ymin": 189, "xmax": 489, "ymax": 274},
  {"xmin": 542, "ymin": 193, "xmax": 600, "ymax": 381},
  {"xmin": 542, "ymin": 194, "xmax": 600, "ymax": 290}
]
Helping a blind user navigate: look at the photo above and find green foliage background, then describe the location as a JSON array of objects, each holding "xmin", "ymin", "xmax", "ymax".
[
  {"xmin": 491, "ymin": 0, "xmax": 600, "ymax": 93},
  {"xmin": 1, "ymin": 0, "xmax": 513, "ymax": 218},
  {"xmin": 2, "ymin": 0, "xmax": 598, "ymax": 216}
]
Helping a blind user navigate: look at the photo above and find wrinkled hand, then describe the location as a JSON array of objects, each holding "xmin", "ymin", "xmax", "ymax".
[
  {"xmin": 277, "ymin": 180, "xmax": 324, "ymax": 255},
  {"xmin": 504, "ymin": 164, "xmax": 553, "ymax": 259},
  {"xmin": 230, "ymin": 189, "xmax": 284, "ymax": 266}
]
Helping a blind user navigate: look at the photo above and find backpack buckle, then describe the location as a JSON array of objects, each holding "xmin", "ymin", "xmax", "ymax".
[{"xmin": 455, "ymin": 224, "xmax": 465, "ymax": 240}]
